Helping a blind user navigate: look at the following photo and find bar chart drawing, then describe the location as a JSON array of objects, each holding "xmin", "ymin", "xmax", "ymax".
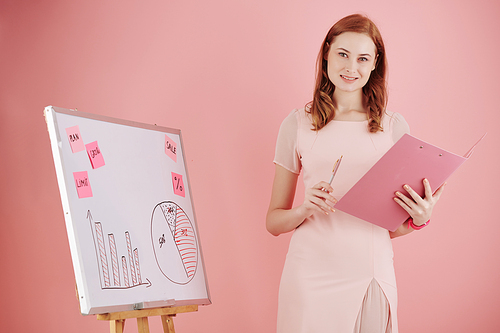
[
  {"xmin": 151, "ymin": 201, "xmax": 198, "ymax": 285},
  {"xmin": 87, "ymin": 210, "xmax": 151, "ymax": 290}
]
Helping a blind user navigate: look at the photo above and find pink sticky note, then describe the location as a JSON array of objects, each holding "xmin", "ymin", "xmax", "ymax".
[
  {"xmin": 171, "ymin": 172, "xmax": 185, "ymax": 197},
  {"xmin": 165, "ymin": 135, "xmax": 177, "ymax": 162},
  {"xmin": 73, "ymin": 171, "xmax": 93, "ymax": 198},
  {"xmin": 86, "ymin": 141, "xmax": 105, "ymax": 169},
  {"xmin": 66, "ymin": 126, "xmax": 85, "ymax": 153}
]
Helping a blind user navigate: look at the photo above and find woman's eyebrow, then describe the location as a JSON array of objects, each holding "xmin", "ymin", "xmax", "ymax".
[
  {"xmin": 336, "ymin": 47, "xmax": 373, "ymax": 57},
  {"xmin": 336, "ymin": 47, "xmax": 350, "ymax": 53}
]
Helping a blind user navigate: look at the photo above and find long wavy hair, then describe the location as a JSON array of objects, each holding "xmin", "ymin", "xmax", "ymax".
[{"xmin": 306, "ymin": 14, "xmax": 388, "ymax": 132}]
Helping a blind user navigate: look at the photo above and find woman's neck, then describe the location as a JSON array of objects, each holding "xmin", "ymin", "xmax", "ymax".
[{"xmin": 332, "ymin": 89, "xmax": 367, "ymax": 121}]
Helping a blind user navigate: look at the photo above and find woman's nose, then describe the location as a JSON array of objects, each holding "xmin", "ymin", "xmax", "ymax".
[{"xmin": 345, "ymin": 59, "xmax": 357, "ymax": 73}]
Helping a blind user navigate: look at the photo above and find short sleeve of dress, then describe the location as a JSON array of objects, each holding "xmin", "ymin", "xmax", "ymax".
[
  {"xmin": 273, "ymin": 110, "xmax": 302, "ymax": 174},
  {"xmin": 390, "ymin": 112, "xmax": 410, "ymax": 143}
]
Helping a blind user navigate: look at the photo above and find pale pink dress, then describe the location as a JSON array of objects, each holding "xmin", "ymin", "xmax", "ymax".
[{"xmin": 274, "ymin": 108, "xmax": 409, "ymax": 333}]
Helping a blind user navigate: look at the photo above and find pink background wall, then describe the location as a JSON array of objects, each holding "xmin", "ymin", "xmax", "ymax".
[{"xmin": 1, "ymin": 1, "xmax": 499, "ymax": 332}]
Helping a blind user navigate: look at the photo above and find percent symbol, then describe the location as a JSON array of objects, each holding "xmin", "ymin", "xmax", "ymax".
[
  {"xmin": 171, "ymin": 172, "xmax": 186, "ymax": 197},
  {"xmin": 174, "ymin": 176, "xmax": 183, "ymax": 191}
]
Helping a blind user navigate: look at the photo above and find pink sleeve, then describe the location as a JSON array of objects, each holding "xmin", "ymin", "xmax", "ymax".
[
  {"xmin": 390, "ymin": 112, "xmax": 410, "ymax": 143},
  {"xmin": 273, "ymin": 110, "xmax": 301, "ymax": 174}
]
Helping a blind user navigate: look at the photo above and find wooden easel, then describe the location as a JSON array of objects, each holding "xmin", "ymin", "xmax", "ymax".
[{"xmin": 96, "ymin": 304, "xmax": 198, "ymax": 333}]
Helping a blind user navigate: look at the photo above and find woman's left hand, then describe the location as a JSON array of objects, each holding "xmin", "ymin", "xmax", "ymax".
[{"xmin": 394, "ymin": 178, "xmax": 446, "ymax": 226}]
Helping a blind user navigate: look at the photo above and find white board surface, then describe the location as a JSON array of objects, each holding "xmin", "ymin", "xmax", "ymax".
[{"xmin": 44, "ymin": 106, "xmax": 210, "ymax": 315}]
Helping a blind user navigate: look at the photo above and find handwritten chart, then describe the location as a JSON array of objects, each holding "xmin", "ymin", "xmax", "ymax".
[
  {"xmin": 87, "ymin": 210, "xmax": 151, "ymax": 289},
  {"xmin": 151, "ymin": 201, "xmax": 198, "ymax": 284},
  {"xmin": 44, "ymin": 106, "xmax": 210, "ymax": 315}
]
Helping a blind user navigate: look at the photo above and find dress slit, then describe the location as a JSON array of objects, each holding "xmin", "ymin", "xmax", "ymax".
[{"xmin": 353, "ymin": 279, "xmax": 392, "ymax": 333}]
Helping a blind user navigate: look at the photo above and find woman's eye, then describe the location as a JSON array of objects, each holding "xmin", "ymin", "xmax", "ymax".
[
  {"xmin": 338, "ymin": 52, "xmax": 347, "ymax": 58},
  {"xmin": 359, "ymin": 57, "xmax": 368, "ymax": 62}
]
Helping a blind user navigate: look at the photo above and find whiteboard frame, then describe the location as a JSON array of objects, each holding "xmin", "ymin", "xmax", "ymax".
[{"xmin": 44, "ymin": 106, "xmax": 211, "ymax": 315}]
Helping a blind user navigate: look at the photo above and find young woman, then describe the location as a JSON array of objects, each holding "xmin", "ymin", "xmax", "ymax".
[{"xmin": 267, "ymin": 14, "xmax": 445, "ymax": 333}]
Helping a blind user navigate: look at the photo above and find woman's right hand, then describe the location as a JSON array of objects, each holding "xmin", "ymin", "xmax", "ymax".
[
  {"xmin": 267, "ymin": 166, "xmax": 338, "ymax": 236},
  {"xmin": 302, "ymin": 181, "xmax": 338, "ymax": 216}
]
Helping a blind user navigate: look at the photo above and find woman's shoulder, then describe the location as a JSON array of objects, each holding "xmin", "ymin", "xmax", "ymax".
[
  {"xmin": 383, "ymin": 110, "xmax": 410, "ymax": 142},
  {"xmin": 384, "ymin": 111, "xmax": 406, "ymax": 123},
  {"xmin": 280, "ymin": 107, "xmax": 310, "ymax": 128},
  {"xmin": 287, "ymin": 107, "xmax": 308, "ymax": 118},
  {"xmin": 384, "ymin": 111, "xmax": 409, "ymax": 127}
]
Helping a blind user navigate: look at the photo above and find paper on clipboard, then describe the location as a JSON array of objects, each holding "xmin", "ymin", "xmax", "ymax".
[{"xmin": 334, "ymin": 133, "xmax": 486, "ymax": 231}]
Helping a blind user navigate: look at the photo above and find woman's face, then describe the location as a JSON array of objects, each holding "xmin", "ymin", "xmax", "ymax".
[{"xmin": 326, "ymin": 32, "xmax": 377, "ymax": 93}]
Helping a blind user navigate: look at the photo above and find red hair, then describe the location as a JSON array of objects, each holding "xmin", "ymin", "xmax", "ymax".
[{"xmin": 306, "ymin": 14, "xmax": 388, "ymax": 132}]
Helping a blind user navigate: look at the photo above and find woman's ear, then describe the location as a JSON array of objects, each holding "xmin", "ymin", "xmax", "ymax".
[
  {"xmin": 372, "ymin": 53, "xmax": 379, "ymax": 71},
  {"xmin": 323, "ymin": 42, "xmax": 330, "ymax": 61}
]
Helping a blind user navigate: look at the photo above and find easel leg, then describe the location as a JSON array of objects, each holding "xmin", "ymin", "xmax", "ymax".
[
  {"xmin": 161, "ymin": 315, "xmax": 176, "ymax": 333},
  {"xmin": 110, "ymin": 319, "xmax": 125, "ymax": 333},
  {"xmin": 97, "ymin": 305, "xmax": 197, "ymax": 333},
  {"xmin": 137, "ymin": 317, "xmax": 150, "ymax": 333}
]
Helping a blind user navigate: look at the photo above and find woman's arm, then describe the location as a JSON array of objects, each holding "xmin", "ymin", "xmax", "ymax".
[
  {"xmin": 266, "ymin": 164, "xmax": 337, "ymax": 236},
  {"xmin": 389, "ymin": 178, "xmax": 446, "ymax": 238},
  {"xmin": 389, "ymin": 219, "xmax": 414, "ymax": 238}
]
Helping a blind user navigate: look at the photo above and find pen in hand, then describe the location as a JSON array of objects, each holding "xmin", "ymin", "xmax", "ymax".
[
  {"xmin": 321, "ymin": 155, "xmax": 343, "ymax": 214},
  {"xmin": 328, "ymin": 155, "xmax": 343, "ymax": 186}
]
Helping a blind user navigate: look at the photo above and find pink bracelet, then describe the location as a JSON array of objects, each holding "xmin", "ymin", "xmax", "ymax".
[{"xmin": 406, "ymin": 218, "xmax": 430, "ymax": 230}]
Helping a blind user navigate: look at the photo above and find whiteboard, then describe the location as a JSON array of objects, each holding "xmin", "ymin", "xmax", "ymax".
[{"xmin": 44, "ymin": 106, "xmax": 211, "ymax": 315}]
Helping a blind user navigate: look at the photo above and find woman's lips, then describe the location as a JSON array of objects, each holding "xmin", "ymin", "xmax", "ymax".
[{"xmin": 340, "ymin": 75, "xmax": 358, "ymax": 82}]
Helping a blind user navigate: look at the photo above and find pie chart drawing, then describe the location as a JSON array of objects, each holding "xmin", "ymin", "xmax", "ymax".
[{"xmin": 151, "ymin": 201, "xmax": 198, "ymax": 285}]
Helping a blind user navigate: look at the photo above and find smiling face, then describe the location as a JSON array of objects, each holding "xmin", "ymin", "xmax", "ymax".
[{"xmin": 326, "ymin": 32, "xmax": 378, "ymax": 94}]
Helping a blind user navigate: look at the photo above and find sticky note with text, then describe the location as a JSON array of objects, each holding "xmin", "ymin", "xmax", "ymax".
[
  {"xmin": 86, "ymin": 141, "xmax": 105, "ymax": 169},
  {"xmin": 73, "ymin": 171, "xmax": 93, "ymax": 198},
  {"xmin": 165, "ymin": 135, "xmax": 177, "ymax": 162},
  {"xmin": 66, "ymin": 125, "xmax": 85, "ymax": 153},
  {"xmin": 171, "ymin": 172, "xmax": 185, "ymax": 197}
]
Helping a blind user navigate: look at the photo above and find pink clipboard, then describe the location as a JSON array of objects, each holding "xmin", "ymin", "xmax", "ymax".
[{"xmin": 334, "ymin": 133, "xmax": 486, "ymax": 231}]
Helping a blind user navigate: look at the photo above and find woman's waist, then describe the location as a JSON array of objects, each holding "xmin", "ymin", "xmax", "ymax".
[{"xmin": 289, "ymin": 213, "xmax": 393, "ymax": 256}]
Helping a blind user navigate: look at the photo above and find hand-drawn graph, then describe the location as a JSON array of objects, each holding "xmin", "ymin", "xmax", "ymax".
[
  {"xmin": 151, "ymin": 201, "xmax": 198, "ymax": 285},
  {"xmin": 87, "ymin": 211, "xmax": 151, "ymax": 289}
]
